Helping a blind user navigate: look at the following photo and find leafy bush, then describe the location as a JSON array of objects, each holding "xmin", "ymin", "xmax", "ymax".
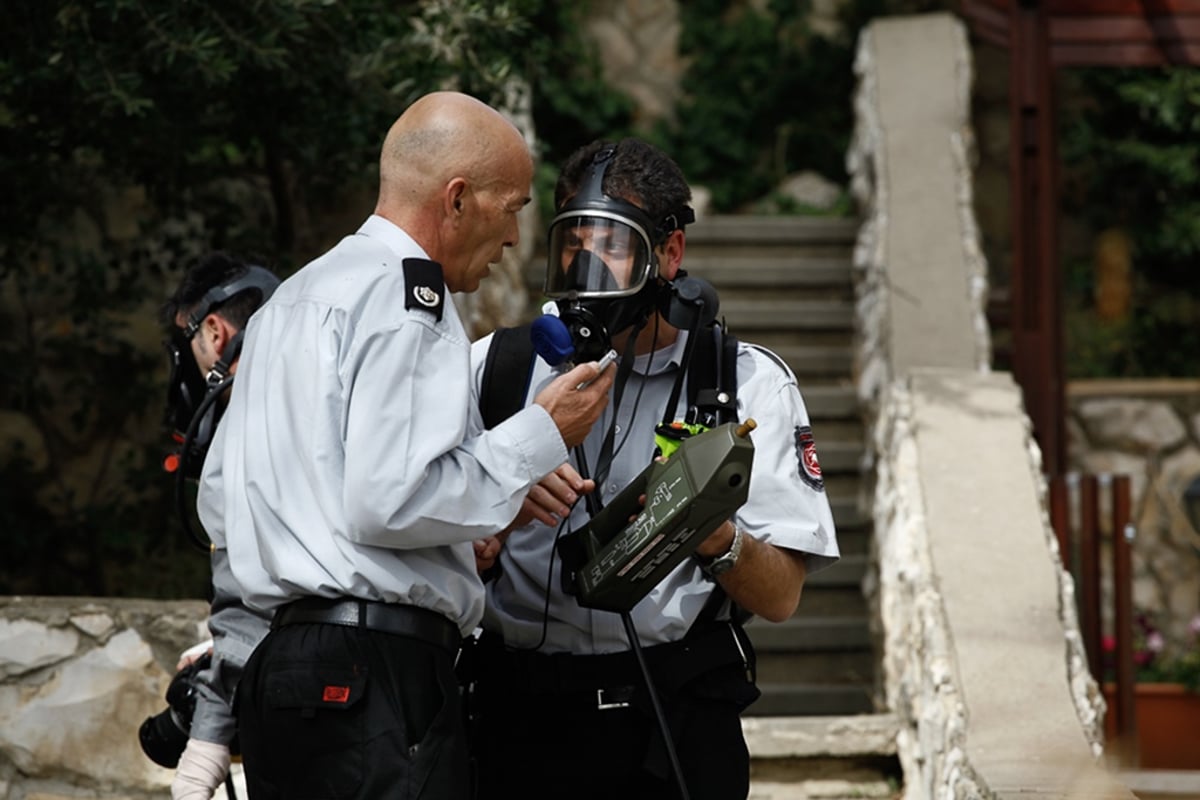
[
  {"xmin": 1060, "ymin": 67, "xmax": 1200, "ymax": 378},
  {"xmin": 654, "ymin": 0, "xmax": 858, "ymax": 212},
  {"xmin": 0, "ymin": 0, "xmax": 581, "ymax": 598}
]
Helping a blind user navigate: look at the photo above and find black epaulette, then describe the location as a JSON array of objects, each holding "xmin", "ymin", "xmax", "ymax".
[{"xmin": 402, "ymin": 258, "xmax": 445, "ymax": 322}]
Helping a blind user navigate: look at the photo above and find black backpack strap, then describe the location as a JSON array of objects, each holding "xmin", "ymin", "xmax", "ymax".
[
  {"xmin": 687, "ymin": 322, "xmax": 738, "ymax": 427},
  {"xmin": 684, "ymin": 322, "xmax": 751, "ymax": 629},
  {"xmin": 479, "ymin": 324, "xmax": 536, "ymax": 430}
]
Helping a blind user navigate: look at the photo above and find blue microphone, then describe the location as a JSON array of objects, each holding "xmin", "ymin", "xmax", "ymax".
[{"xmin": 531, "ymin": 314, "xmax": 575, "ymax": 366}]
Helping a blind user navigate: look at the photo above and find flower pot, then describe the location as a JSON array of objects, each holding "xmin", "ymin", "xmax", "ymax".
[{"xmin": 1104, "ymin": 682, "xmax": 1200, "ymax": 770}]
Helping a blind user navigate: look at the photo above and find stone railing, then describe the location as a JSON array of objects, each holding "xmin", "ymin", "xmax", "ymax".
[{"xmin": 848, "ymin": 12, "xmax": 1134, "ymax": 798}]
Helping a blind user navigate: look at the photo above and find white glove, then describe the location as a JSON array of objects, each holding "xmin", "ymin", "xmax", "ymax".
[
  {"xmin": 177, "ymin": 639, "xmax": 215, "ymax": 671},
  {"xmin": 171, "ymin": 738, "xmax": 231, "ymax": 800}
]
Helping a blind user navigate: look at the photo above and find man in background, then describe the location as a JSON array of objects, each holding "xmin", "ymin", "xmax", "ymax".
[{"xmin": 157, "ymin": 252, "xmax": 279, "ymax": 799}]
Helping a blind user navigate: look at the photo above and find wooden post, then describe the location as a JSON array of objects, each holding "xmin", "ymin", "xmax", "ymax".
[
  {"xmin": 1078, "ymin": 474, "xmax": 1102, "ymax": 681},
  {"xmin": 1111, "ymin": 474, "xmax": 1137, "ymax": 765},
  {"xmin": 1008, "ymin": 0, "xmax": 1067, "ymax": 476}
]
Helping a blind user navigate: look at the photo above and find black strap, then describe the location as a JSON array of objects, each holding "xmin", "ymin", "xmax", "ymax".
[
  {"xmin": 687, "ymin": 322, "xmax": 738, "ymax": 427},
  {"xmin": 480, "ymin": 324, "xmax": 536, "ymax": 430}
]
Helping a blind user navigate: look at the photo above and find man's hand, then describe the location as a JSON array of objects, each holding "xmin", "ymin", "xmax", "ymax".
[
  {"xmin": 474, "ymin": 535, "xmax": 507, "ymax": 574},
  {"xmin": 474, "ymin": 464, "xmax": 595, "ymax": 573},
  {"xmin": 520, "ymin": 463, "xmax": 593, "ymax": 527},
  {"xmin": 171, "ymin": 738, "xmax": 231, "ymax": 800},
  {"xmin": 533, "ymin": 359, "xmax": 615, "ymax": 448}
]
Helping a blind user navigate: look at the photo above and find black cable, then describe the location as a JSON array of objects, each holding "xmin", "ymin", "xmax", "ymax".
[
  {"xmin": 621, "ymin": 612, "xmax": 691, "ymax": 800},
  {"xmin": 573, "ymin": 433, "xmax": 692, "ymax": 800},
  {"xmin": 225, "ymin": 772, "xmax": 237, "ymax": 800}
]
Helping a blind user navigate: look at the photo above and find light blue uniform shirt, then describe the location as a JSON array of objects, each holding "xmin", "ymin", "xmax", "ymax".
[
  {"xmin": 470, "ymin": 328, "xmax": 839, "ymax": 654},
  {"xmin": 199, "ymin": 216, "xmax": 568, "ymax": 634}
]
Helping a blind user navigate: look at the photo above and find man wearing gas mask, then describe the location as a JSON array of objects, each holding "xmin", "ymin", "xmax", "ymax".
[
  {"xmin": 468, "ymin": 139, "xmax": 839, "ymax": 800},
  {"xmin": 152, "ymin": 252, "xmax": 280, "ymax": 799}
]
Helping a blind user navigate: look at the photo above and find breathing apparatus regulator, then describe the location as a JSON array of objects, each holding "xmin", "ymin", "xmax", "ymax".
[{"xmin": 162, "ymin": 265, "xmax": 279, "ymax": 551}]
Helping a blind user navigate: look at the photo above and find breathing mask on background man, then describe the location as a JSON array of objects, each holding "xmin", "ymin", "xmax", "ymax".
[
  {"xmin": 162, "ymin": 265, "xmax": 279, "ymax": 481},
  {"xmin": 532, "ymin": 145, "xmax": 698, "ymax": 367}
]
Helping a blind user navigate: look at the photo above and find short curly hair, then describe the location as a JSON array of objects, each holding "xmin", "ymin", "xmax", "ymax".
[{"xmin": 554, "ymin": 138, "xmax": 693, "ymax": 241}]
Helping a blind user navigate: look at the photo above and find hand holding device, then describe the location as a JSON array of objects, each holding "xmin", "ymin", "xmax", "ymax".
[{"xmin": 576, "ymin": 349, "xmax": 618, "ymax": 390}]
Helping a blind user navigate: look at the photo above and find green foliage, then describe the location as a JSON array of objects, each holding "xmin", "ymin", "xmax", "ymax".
[
  {"xmin": 654, "ymin": 0, "xmax": 857, "ymax": 212},
  {"xmin": 0, "ymin": 0, "xmax": 549, "ymax": 598},
  {"xmin": 1060, "ymin": 67, "xmax": 1200, "ymax": 377}
]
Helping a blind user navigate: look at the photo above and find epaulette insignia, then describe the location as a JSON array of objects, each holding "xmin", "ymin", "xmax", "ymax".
[{"xmin": 403, "ymin": 258, "xmax": 445, "ymax": 322}]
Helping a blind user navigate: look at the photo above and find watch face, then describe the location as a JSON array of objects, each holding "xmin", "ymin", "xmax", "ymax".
[{"xmin": 708, "ymin": 557, "xmax": 736, "ymax": 576}]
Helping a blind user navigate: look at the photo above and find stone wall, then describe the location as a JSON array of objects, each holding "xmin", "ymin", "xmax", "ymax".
[
  {"xmin": 1067, "ymin": 379, "xmax": 1200, "ymax": 649},
  {"xmin": 0, "ymin": 597, "xmax": 208, "ymax": 799}
]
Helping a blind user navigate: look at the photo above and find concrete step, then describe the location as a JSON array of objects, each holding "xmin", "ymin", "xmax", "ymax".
[
  {"xmin": 687, "ymin": 255, "xmax": 853, "ymax": 289},
  {"xmin": 747, "ymin": 616, "xmax": 872, "ymax": 653},
  {"xmin": 754, "ymin": 647, "xmax": 876, "ymax": 686},
  {"xmin": 689, "ymin": 215, "xmax": 861, "ymax": 245},
  {"xmin": 807, "ymin": 554, "xmax": 868, "ymax": 589},
  {"xmin": 801, "ymin": 384, "xmax": 861, "ymax": 421},
  {"xmin": 746, "ymin": 713, "xmax": 901, "ymax": 799},
  {"xmin": 721, "ymin": 298, "xmax": 854, "ymax": 331},
  {"xmin": 792, "ymin": 584, "xmax": 869, "ymax": 617},
  {"xmin": 749, "ymin": 682, "xmax": 877, "ymax": 717},
  {"xmin": 762, "ymin": 342, "xmax": 855, "ymax": 377},
  {"xmin": 809, "ymin": 439, "xmax": 864, "ymax": 474}
]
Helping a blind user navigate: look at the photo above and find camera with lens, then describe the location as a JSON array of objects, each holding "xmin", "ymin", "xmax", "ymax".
[{"xmin": 138, "ymin": 652, "xmax": 209, "ymax": 768}]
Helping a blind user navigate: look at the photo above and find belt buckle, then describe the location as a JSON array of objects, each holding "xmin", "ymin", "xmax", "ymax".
[{"xmin": 596, "ymin": 687, "xmax": 632, "ymax": 711}]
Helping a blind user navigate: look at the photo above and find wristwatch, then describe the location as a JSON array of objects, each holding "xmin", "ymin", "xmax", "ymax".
[{"xmin": 699, "ymin": 525, "xmax": 745, "ymax": 577}]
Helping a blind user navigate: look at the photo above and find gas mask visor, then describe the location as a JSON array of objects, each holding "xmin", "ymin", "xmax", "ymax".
[{"xmin": 545, "ymin": 210, "xmax": 657, "ymax": 300}]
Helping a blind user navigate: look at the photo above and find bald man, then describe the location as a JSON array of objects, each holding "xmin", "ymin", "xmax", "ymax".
[{"xmin": 197, "ymin": 92, "xmax": 614, "ymax": 800}]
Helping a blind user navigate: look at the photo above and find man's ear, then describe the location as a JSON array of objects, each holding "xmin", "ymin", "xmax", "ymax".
[
  {"xmin": 657, "ymin": 229, "xmax": 686, "ymax": 281},
  {"xmin": 444, "ymin": 177, "xmax": 468, "ymax": 219},
  {"xmin": 202, "ymin": 314, "xmax": 238, "ymax": 359}
]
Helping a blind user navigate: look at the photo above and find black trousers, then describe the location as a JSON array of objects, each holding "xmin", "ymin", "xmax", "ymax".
[
  {"xmin": 236, "ymin": 621, "xmax": 468, "ymax": 800},
  {"xmin": 468, "ymin": 632, "xmax": 756, "ymax": 800}
]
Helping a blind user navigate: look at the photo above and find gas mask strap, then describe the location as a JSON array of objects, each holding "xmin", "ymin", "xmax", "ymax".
[
  {"xmin": 660, "ymin": 309, "xmax": 707, "ymax": 427},
  {"xmin": 589, "ymin": 318, "xmax": 646, "ymax": 493},
  {"xmin": 206, "ymin": 329, "xmax": 246, "ymax": 386}
]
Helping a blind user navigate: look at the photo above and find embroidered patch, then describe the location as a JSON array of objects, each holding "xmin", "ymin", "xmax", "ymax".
[
  {"xmin": 794, "ymin": 425, "xmax": 824, "ymax": 492},
  {"xmin": 322, "ymin": 685, "xmax": 351, "ymax": 704},
  {"xmin": 402, "ymin": 258, "xmax": 445, "ymax": 322}
]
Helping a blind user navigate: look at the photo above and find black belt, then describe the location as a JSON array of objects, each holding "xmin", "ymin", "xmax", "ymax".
[
  {"xmin": 273, "ymin": 598, "xmax": 462, "ymax": 655},
  {"xmin": 476, "ymin": 622, "xmax": 753, "ymax": 699}
]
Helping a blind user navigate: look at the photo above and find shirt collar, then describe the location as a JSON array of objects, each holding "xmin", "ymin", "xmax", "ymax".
[
  {"xmin": 357, "ymin": 215, "xmax": 431, "ymax": 263},
  {"xmin": 631, "ymin": 327, "xmax": 689, "ymax": 377}
]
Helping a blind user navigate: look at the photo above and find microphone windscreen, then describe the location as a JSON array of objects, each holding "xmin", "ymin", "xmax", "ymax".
[{"xmin": 531, "ymin": 314, "xmax": 575, "ymax": 366}]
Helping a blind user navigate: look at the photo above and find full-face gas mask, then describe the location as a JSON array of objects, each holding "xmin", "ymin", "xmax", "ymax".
[
  {"xmin": 533, "ymin": 146, "xmax": 697, "ymax": 366},
  {"xmin": 162, "ymin": 265, "xmax": 279, "ymax": 482}
]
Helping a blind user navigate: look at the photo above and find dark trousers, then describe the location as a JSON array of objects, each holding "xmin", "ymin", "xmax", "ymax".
[
  {"xmin": 468, "ymin": 629, "xmax": 757, "ymax": 800},
  {"xmin": 236, "ymin": 621, "xmax": 468, "ymax": 799}
]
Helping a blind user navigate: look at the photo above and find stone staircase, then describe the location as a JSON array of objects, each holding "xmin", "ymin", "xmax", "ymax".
[{"xmin": 686, "ymin": 214, "xmax": 877, "ymax": 719}]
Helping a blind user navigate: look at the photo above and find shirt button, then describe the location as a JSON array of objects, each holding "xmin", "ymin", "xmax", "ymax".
[{"xmin": 614, "ymin": 425, "xmax": 621, "ymax": 434}]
